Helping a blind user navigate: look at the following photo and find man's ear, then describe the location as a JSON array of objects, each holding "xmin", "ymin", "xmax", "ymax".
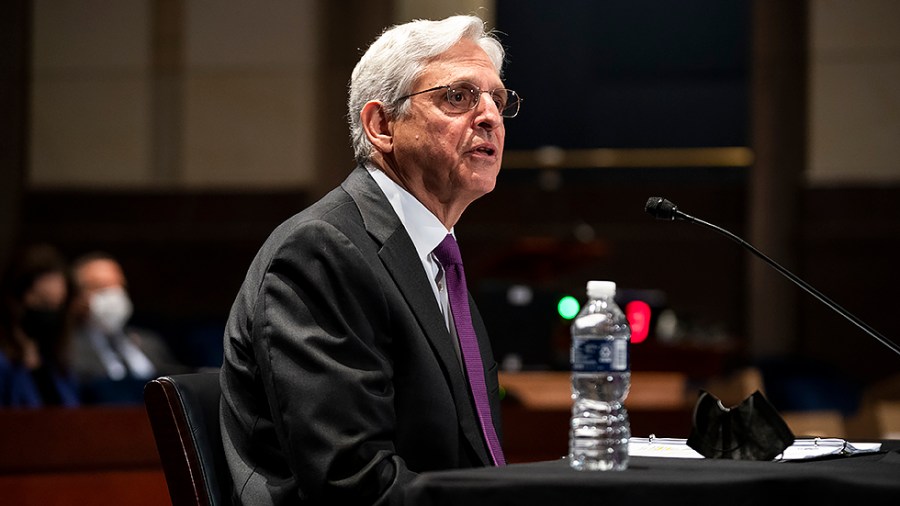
[{"xmin": 361, "ymin": 101, "xmax": 394, "ymax": 154}]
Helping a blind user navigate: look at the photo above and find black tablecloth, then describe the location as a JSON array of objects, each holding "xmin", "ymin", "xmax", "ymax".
[{"xmin": 405, "ymin": 440, "xmax": 900, "ymax": 506}]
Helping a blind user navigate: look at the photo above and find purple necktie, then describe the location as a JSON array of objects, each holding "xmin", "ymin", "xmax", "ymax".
[{"xmin": 433, "ymin": 234, "xmax": 506, "ymax": 466}]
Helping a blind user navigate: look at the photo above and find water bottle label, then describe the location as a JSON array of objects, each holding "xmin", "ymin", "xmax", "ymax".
[{"xmin": 571, "ymin": 339, "xmax": 629, "ymax": 372}]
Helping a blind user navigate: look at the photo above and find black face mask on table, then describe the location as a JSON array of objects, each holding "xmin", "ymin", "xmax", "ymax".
[{"xmin": 687, "ymin": 389, "xmax": 795, "ymax": 461}]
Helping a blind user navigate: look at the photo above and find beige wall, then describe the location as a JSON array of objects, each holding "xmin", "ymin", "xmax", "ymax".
[
  {"xmin": 394, "ymin": 0, "xmax": 494, "ymax": 25},
  {"xmin": 30, "ymin": 0, "xmax": 152, "ymax": 187},
  {"xmin": 807, "ymin": 0, "xmax": 900, "ymax": 184},
  {"xmin": 181, "ymin": 1, "xmax": 319, "ymax": 188},
  {"xmin": 29, "ymin": 0, "xmax": 321, "ymax": 190}
]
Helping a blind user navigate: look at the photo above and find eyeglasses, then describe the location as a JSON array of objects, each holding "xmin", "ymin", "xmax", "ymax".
[{"xmin": 397, "ymin": 81, "xmax": 522, "ymax": 118}]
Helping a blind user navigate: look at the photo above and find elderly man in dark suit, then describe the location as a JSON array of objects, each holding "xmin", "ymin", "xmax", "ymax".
[{"xmin": 220, "ymin": 14, "xmax": 522, "ymax": 505}]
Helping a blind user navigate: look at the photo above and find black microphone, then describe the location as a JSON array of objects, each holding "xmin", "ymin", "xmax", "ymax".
[{"xmin": 645, "ymin": 196, "xmax": 900, "ymax": 357}]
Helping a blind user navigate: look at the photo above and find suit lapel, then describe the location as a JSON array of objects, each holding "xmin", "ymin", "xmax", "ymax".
[{"xmin": 342, "ymin": 167, "xmax": 492, "ymax": 465}]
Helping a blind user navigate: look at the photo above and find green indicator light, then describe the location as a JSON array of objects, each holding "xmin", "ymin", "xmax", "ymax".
[{"xmin": 557, "ymin": 296, "xmax": 580, "ymax": 320}]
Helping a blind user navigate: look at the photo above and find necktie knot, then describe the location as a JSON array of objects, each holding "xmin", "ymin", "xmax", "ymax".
[{"xmin": 433, "ymin": 234, "xmax": 462, "ymax": 268}]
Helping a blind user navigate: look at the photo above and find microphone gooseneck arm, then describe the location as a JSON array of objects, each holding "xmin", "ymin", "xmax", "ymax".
[{"xmin": 645, "ymin": 197, "xmax": 900, "ymax": 357}]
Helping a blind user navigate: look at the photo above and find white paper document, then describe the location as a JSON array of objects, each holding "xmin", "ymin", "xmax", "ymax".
[{"xmin": 628, "ymin": 436, "xmax": 882, "ymax": 461}]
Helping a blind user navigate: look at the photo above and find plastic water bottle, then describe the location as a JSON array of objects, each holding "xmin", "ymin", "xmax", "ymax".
[{"xmin": 568, "ymin": 280, "xmax": 631, "ymax": 471}]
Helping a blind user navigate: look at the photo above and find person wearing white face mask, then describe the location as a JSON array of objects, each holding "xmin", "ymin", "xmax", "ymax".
[
  {"xmin": 88, "ymin": 285, "xmax": 134, "ymax": 335},
  {"xmin": 69, "ymin": 251, "xmax": 190, "ymax": 404}
]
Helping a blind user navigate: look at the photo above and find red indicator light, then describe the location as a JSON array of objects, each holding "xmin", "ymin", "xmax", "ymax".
[{"xmin": 625, "ymin": 300, "xmax": 651, "ymax": 343}]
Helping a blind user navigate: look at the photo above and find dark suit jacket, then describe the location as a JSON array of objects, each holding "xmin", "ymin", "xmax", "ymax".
[{"xmin": 220, "ymin": 166, "xmax": 502, "ymax": 505}]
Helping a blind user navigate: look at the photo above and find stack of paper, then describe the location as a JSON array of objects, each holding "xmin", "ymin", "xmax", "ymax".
[{"xmin": 628, "ymin": 436, "xmax": 882, "ymax": 461}]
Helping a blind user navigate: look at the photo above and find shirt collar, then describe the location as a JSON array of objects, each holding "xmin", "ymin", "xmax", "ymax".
[{"xmin": 366, "ymin": 164, "xmax": 451, "ymax": 260}]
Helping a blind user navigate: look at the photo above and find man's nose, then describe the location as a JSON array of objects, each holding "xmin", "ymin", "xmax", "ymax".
[{"xmin": 474, "ymin": 93, "xmax": 502, "ymax": 129}]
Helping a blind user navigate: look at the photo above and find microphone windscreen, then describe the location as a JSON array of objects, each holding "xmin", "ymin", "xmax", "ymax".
[{"xmin": 645, "ymin": 197, "xmax": 678, "ymax": 220}]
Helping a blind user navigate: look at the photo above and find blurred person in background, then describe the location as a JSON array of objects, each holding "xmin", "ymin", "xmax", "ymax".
[
  {"xmin": 70, "ymin": 251, "xmax": 191, "ymax": 403},
  {"xmin": 0, "ymin": 243, "xmax": 80, "ymax": 407}
]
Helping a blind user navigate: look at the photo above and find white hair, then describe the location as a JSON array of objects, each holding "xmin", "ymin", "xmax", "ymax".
[{"xmin": 347, "ymin": 15, "xmax": 506, "ymax": 164}]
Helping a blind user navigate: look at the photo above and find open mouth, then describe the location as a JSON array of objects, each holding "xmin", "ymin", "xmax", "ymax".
[{"xmin": 473, "ymin": 146, "xmax": 496, "ymax": 156}]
